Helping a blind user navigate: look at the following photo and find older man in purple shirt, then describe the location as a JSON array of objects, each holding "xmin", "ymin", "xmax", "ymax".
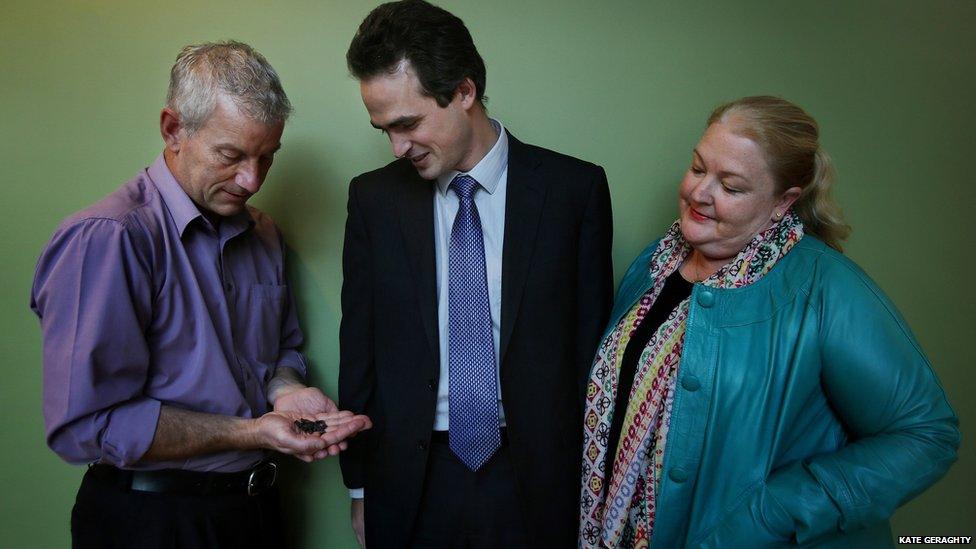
[{"xmin": 30, "ymin": 41, "xmax": 369, "ymax": 548}]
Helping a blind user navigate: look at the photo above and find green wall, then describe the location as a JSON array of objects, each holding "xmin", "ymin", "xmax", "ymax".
[{"xmin": 2, "ymin": 1, "xmax": 973, "ymax": 546}]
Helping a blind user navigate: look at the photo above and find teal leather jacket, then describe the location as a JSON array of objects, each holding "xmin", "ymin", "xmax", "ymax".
[{"xmin": 608, "ymin": 235, "xmax": 959, "ymax": 548}]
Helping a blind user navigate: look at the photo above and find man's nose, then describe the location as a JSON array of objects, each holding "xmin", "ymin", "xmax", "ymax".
[
  {"xmin": 235, "ymin": 161, "xmax": 262, "ymax": 194},
  {"xmin": 391, "ymin": 134, "xmax": 411, "ymax": 158}
]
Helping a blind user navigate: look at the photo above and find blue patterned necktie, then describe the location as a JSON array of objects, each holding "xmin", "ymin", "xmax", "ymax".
[{"xmin": 448, "ymin": 174, "xmax": 501, "ymax": 471}]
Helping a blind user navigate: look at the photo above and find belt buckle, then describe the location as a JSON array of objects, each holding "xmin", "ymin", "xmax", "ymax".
[{"xmin": 247, "ymin": 461, "xmax": 277, "ymax": 496}]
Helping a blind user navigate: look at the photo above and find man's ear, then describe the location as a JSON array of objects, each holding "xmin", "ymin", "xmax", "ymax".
[
  {"xmin": 454, "ymin": 77, "xmax": 478, "ymax": 111},
  {"xmin": 160, "ymin": 108, "xmax": 184, "ymax": 152}
]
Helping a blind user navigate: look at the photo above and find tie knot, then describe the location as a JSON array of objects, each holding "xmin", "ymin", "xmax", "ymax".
[{"xmin": 451, "ymin": 175, "xmax": 480, "ymax": 201}]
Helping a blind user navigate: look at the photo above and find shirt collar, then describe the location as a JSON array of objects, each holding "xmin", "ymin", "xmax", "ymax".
[
  {"xmin": 147, "ymin": 152, "xmax": 253, "ymax": 238},
  {"xmin": 436, "ymin": 119, "xmax": 509, "ymax": 196}
]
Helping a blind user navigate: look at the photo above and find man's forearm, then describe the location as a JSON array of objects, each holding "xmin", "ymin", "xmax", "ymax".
[{"xmin": 141, "ymin": 405, "xmax": 259, "ymax": 462}]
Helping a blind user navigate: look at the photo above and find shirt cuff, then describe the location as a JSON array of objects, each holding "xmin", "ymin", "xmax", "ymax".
[
  {"xmin": 349, "ymin": 488, "xmax": 364, "ymax": 499},
  {"xmin": 275, "ymin": 349, "xmax": 308, "ymax": 379},
  {"xmin": 100, "ymin": 396, "xmax": 162, "ymax": 467}
]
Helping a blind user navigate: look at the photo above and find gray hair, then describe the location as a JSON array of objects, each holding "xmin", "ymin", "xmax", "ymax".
[{"xmin": 165, "ymin": 40, "xmax": 292, "ymax": 133}]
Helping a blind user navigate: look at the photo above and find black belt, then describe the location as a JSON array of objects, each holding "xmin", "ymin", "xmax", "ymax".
[
  {"xmin": 431, "ymin": 427, "xmax": 508, "ymax": 445},
  {"xmin": 86, "ymin": 461, "xmax": 277, "ymax": 497}
]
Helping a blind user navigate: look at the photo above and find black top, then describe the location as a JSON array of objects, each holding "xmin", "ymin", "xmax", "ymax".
[{"xmin": 605, "ymin": 270, "xmax": 693, "ymax": 477}]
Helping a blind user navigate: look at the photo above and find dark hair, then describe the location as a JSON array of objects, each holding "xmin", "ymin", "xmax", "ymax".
[
  {"xmin": 709, "ymin": 96, "xmax": 851, "ymax": 251},
  {"xmin": 346, "ymin": 0, "xmax": 487, "ymax": 108}
]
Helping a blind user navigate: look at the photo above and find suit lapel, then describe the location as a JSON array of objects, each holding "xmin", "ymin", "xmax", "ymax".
[
  {"xmin": 500, "ymin": 133, "xmax": 548, "ymax": 364},
  {"xmin": 396, "ymin": 166, "xmax": 440, "ymax": 374}
]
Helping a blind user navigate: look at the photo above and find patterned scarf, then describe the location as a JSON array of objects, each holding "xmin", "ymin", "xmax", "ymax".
[{"xmin": 578, "ymin": 211, "xmax": 804, "ymax": 549}]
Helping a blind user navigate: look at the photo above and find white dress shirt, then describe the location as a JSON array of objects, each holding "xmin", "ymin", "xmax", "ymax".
[{"xmin": 432, "ymin": 119, "xmax": 508, "ymax": 430}]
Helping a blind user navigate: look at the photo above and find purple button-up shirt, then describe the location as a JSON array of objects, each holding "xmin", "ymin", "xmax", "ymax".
[{"xmin": 31, "ymin": 154, "xmax": 307, "ymax": 472}]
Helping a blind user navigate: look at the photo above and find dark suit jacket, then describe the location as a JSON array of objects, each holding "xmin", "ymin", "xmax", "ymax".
[{"xmin": 339, "ymin": 132, "xmax": 613, "ymax": 547}]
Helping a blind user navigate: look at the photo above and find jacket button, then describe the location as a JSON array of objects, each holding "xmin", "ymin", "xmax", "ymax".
[
  {"xmin": 697, "ymin": 290, "xmax": 715, "ymax": 308},
  {"xmin": 418, "ymin": 440, "xmax": 428, "ymax": 451},
  {"xmin": 681, "ymin": 375, "xmax": 700, "ymax": 392},
  {"xmin": 427, "ymin": 379, "xmax": 436, "ymax": 391},
  {"xmin": 669, "ymin": 467, "xmax": 689, "ymax": 483}
]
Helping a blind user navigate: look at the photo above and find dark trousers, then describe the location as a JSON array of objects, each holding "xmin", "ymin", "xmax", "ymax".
[
  {"xmin": 71, "ymin": 466, "xmax": 285, "ymax": 549},
  {"xmin": 410, "ymin": 436, "xmax": 531, "ymax": 549}
]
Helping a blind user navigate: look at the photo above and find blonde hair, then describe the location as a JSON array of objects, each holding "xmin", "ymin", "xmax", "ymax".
[{"xmin": 708, "ymin": 96, "xmax": 851, "ymax": 251}]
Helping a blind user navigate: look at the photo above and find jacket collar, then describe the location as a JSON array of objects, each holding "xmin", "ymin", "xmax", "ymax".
[
  {"xmin": 610, "ymin": 235, "xmax": 825, "ymax": 331},
  {"xmin": 498, "ymin": 132, "xmax": 548, "ymax": 363},
  {"xmin": 435, "ymin": 119, "xmax": 508, "ymax": 196}
]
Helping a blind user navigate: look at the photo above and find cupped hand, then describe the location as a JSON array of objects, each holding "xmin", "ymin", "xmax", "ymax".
[
  {"xmin": 254, "ymin": 411, "xmax": 328, "ymax": 461},
  {"xmin": 271, "ymin": 388, "xmax": 373, "ymax": 460},
  {"xmin": 273, "ymin": 386, "xmax": 339, "ymax": 416},
  {"xmin": 307, "ymin": 412, "xmax": 373, "ymax": 459},
  {"xmin": 274, "ymin": 386, "xmax": 347, "ymax": 458}
]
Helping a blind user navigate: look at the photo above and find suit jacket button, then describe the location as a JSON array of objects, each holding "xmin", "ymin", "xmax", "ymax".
[
  {"xmin": 418, "ymin": 440, "xmax": 428, "ymax": 451},
  {"xmin": 427, "ymin": 379, "xmax": 435, "ymax": 391}
]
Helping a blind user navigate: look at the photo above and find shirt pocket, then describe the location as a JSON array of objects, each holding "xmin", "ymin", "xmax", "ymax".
[{"xmin": 238, "ymin": 283, "xmax": 287, "ymax": 364}]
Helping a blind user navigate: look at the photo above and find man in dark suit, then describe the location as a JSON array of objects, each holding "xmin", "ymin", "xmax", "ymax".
[{"xmin": 339, "ymin": 1, "xmax": 613, "ymax": 546}]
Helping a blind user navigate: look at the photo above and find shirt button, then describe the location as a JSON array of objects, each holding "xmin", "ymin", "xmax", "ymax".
[
  {"xmin": 417, "ymin": 440, "xmax": 428, "ymax": 451},
  {"xmin": 681, "ymin": 375, "xmax": 700, "ymax": 392},
  {"xmin": 225, "ymin": 282, "xmax": 234, "ymax": 292},
  {"xmin": 697, "ymin": 290, "xmax": 715, "ymax": 308},
  {"xmin": 669, "ymin": 467, "xmax": 689, "ymax": 483}
]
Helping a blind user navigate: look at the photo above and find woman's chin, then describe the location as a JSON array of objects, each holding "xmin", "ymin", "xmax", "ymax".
[{"xmin": 679, "ymin": 224, "xmax": 711, "ymax": 249}]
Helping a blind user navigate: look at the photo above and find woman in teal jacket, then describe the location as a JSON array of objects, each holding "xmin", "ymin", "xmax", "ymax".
[{"xmin": 579, "ymin": 96, "xmax": 959, "ymax": 548}]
